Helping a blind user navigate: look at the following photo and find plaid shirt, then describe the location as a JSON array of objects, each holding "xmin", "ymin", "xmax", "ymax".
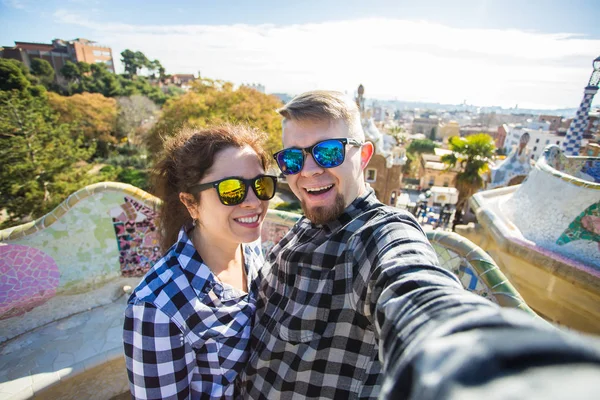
[
  {"xmin": 239, "ymin": 188, "xmax": 493, "ymax": 399},
  {"xmin": 123, "ymin": 226, "xmax": 262, "ymax": 400}
]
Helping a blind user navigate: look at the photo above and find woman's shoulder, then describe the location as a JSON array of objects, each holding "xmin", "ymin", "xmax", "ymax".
[{"xmin": 128, "ymin": 249, "xmax": 188, "ymax": 309}]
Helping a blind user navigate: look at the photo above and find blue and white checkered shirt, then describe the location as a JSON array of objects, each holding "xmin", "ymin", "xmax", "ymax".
[
  {"xmin": 123, "ymin": 226, "xmax": 262, "ymax": 400},
  {"xmin": 239, "ymin": 188, "xmax": 495, "ymax": 399}
]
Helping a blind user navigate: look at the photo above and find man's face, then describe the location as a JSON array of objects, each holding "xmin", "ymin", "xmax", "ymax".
[{"xmin": 281, "ymin": 119, "xmax": 370, "ymax": 224}]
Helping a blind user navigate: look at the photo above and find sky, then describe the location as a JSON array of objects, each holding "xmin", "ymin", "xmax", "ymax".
[{"xmin": 1, "ymin": 0, "xmax": 599, "ymax": 110}]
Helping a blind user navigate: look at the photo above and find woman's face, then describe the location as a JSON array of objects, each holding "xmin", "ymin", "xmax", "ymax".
[{"xmin": 189, "ymin": 145, "xmax": 270, "ymax": 246}]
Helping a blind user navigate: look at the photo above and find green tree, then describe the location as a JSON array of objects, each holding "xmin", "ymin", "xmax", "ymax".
[
  {"xmin": 47, "ymin": 92, "xmax": 118, "ymax": 158},
  {"xmin": 118, "ymin": 75, "xmax": 167, "ymax": 104},
  {"xmin": 72, "ymin": 63, "xmax": 122, "ymax": 98},
  {"xmin": 148, "ymin": 59, "xmax": 165, "ymax": 81},
  {"xmin": 77, "ymin": 61, "xmax": 91, "ymax": 74},
  {"xmin": 30, "ymin": 58, "xmax": 55, "ymax": 88},
  {"xmin": 121, "ymin": 49, "xmax": 151, "ymax": 77},
  {"xmin": 387, "ymin": 126, "xmax": 406, "ymax": 144},
  {"xmin": 0, "ymin": 90, "xmax": 97, "ymax": 226},
  {"xmin": 429, "ymin": 127, "xmax": 437, "ymax": 141},
  {"xmin": 441, "ymin": 134, "xmax": 496, "ymax": 213},
  {"xmin": 148, "ymin": 78, "xmax": 284, "ymax": 156},
  {"xmin": 60, "ymin": 60, "xmax": 81, "ymax": 83},
  {"xmin": 402, "ymin": 138, "xmax": 438, "ymax": 177},
  {"xmin": 121, "ymin": 49, "xmax": 138, "ymax": 77},
  {"xmin": 0, "ymin": 59, "xmax": 31, "ymax": 92},
  {"xmin": 407, "ymin": 138, "xmax": 437, "ymax": 155}
]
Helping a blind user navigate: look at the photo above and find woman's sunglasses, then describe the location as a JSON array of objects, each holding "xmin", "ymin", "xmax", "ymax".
[
  {"xmin": 273, "ymin": 138, "xmax": 362, "ymax": 175},
  {"xmin": 188, "ymin": 175, "xmax": 277, "ymax": 206}
]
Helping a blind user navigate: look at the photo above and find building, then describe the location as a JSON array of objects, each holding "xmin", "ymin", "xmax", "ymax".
[
  {"xmin": 459, "ymin": 125, "xmax": 498, "ymax": 137},
  {"xmin": 582, "ymin": 142, "xmax": 600, "ymax": 157},
  {"xmin": 496, "ymin": 124, "xmax": 508, "ymax": 149},
  {"xmin": 412, "ymin": 117, "xmax": 440, "ymax": 140},
  {"xmin": 165, "ymin": 74, "xmax": 196, "ymax": 90},
  {"xmin": 0, "ymin": 38, "xmax": 115, "ymax": 81},
  {"xmin": 66, "ymin": 39, "xmax": 114, "ymax": 72},
  {"xmin": 503, "ymin": 123, "xmax": 566, "ymax": 161},
  {"xmin": 438, "ymin": 121, "xmax": 460, "ymax": 143},
  {"xmin": 418, "ymin": 148, "xmax": 460, "ymax": 190},
  {"xmin": 243, "ymin": 83, "xmax": 265, "ymax": 93},
  {"xmin": 539, "ymin": 115, "xmax": 562, "ymax": 131},
  {"xmin": 357, "ymin": 85, "xmax": 407, "ymax": 206},
  {"xmin": 365, "ymin": 151, "xmax": 404, "ymax": 206}
]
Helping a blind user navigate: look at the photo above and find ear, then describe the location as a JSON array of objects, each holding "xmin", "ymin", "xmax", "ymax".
[
  {"xmin": 360, "ymin": 141, "xmax": 374, "ymax": 170},
  {"xmin": 179, "ymin": 192, "xmax": 197, "ymax": 219}
]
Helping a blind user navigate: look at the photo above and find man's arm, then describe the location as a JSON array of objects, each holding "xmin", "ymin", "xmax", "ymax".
[{"xmin": 354, "ymin": 213, "xmax": 600, "ymax": 399}]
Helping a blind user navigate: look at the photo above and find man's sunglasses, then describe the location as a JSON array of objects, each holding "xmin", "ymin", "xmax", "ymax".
[
  {"xmin": 188, "ymin": 175, "xmax": 277, "ymax": 206},
  {"xmin": 273, "ymin": 138, "xmax": 363, "ymax": 175}
]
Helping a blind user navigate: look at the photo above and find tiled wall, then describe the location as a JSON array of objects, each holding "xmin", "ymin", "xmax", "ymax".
[
  {"xmin": 502, "ymin": 146, "xmax": 600, "ymax": 268},
  {"xmin": 0, "ymin": 183, "xmax": 300, "ymax": 321}
]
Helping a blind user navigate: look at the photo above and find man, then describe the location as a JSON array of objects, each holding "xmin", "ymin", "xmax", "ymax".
[{"xmin": 240, "ymin": 91, "xmax": 600, "ymax": 399}]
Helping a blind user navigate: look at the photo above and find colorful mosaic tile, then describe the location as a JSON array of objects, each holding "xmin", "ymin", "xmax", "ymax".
[
  {"xmin": 431, "ymin": 243, "xmax": 495, "ymax": 301},
  {"xmin": 580, "ymin": 160, "xmax": 600, "ymax": 183},
  {"xmin": 260, "ymin": 220, "xmax": 295, "ymax": 255},
  {"xmin": 0, "ymin": 244, "xmax": 60, "ymax": 320},
  {"xmin": 109, "ymin": 197, "xmax": 161, "ymax": 277},
  {"xmin": 488, "ymin": 134, "xmax": 532, "ymax": 189},
  {"xmin": 557, "ymin": 202, "xmax": 600, "ymax": 249}
]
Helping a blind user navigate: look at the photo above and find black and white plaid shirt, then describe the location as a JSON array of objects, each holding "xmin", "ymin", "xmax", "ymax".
[
  {"xmin": 239, "ymin": 188, "xmax": 487, "ymax": 399},
  {"xmin": 123, "ymin": 226, "xmax": 262, "ymax": 400}
]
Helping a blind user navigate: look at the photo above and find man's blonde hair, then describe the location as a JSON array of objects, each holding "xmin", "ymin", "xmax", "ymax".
[{"xmin": 277, "ymin": 90, "xmax": 365, "ymax": 140}]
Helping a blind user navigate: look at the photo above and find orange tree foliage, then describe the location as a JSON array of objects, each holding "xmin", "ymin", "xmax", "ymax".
[
  {"xmin": 147, "ymin": 78, "xmax": 284, "ymax": 157},
  {"xmin": 48, "ymin": 92, "xmax": 118, "ymax": 145}
]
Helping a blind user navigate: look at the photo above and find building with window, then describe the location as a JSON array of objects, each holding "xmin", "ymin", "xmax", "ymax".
[
  {"xmin": 356, "ymin": 84, "xmax": 407, "ymax": 206},
  {"xmin": 243, "ymin": 82, "xmax": 265, "ymax": 93},
  {"xmin": 362, "ymin": 118, "xmax": 407, "ymax": 206},
  {"xmin": 418, "ymin": 148, "xmax": 460, "ymax": 190},
  {"xmin": 0, "ymin": 38, "xmax": 115, "ymax": 82},
  {"xmin": 438, "ymin": 120, "xmax": 460, "ymax": 143},
  {"xmin": 503, "ymin": 123, "xmax": 567, "ymax": 161},
  {"xmin": 165, "ymin": 74, "xmax": 196, "ymax": 90}
]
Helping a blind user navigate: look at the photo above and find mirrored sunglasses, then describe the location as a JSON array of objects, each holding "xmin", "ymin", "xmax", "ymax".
[
  {"xmin": 188, "ymin": 175, "xmax": 277, "ymax": 206},
  {"xmin": 273, "ymin": 138, "xmax": 362, "ymax": 175}
]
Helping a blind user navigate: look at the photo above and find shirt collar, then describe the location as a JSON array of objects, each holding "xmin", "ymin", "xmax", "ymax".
[
  {"xmin": 303, "ymin": 186, "xmax": 379, "ymax": 233},
  {"xmin": 172, "ymin": 225, "xmax": 217, "ymax": 296},
  {"xmin": 172, "ymin": 224, "xmax": 255, "ymax": 300}
]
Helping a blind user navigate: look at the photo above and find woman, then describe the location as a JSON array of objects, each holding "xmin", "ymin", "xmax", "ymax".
[{"xmin": 123, "ymin": 125, "xmax": 277, "ymax": 400}]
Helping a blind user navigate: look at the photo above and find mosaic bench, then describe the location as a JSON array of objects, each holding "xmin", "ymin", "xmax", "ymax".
[
  {"xmin": 263, "ymin": 210, "xmax": 536, "ymax": 315},
  {"xmin": 0, "ymin": 182, "xmax": 534, "ymax": 400}
]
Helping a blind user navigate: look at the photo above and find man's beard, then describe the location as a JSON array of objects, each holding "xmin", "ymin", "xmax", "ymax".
[{"xmin": 301, "ymin": 193, "xmax": 346, "ymax": 225}]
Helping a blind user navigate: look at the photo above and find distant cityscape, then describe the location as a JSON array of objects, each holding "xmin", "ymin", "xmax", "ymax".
[{"xmin": 2, "ymin": 37, "xmax": 599, "ymax": 213}]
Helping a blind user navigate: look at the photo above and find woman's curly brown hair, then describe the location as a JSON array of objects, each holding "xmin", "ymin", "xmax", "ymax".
[{"xmin": 151, "ymin": 124, "xmax": 270, "ymax": 252}]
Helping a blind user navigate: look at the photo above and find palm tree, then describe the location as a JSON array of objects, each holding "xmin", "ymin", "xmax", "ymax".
[{"xmin": 441, "ymin": 134, "xmax": 496, "ymax": 214}]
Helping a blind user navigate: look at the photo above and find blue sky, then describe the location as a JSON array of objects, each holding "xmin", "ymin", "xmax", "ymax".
[{"xmin": 1, "ymin": 0, "xmax": 599, "ymax": 109}]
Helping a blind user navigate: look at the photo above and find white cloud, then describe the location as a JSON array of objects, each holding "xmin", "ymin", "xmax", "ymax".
[{"xmin": 53, "ymin": 11, "xmax": 600, "ymax": 109}]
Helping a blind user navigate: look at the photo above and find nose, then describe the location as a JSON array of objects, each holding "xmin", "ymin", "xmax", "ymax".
[
  {"xmin": 300, "ymin": 152, "xmax": 324, "ymax": 177},
  {"xmin": 241, "ymin": 186, "xmax": 262, "ymax": 208}
]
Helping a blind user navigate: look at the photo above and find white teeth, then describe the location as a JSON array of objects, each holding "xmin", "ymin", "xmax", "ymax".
[
  {"xmin": 306, "ymin": 185, "xmax": 333, "ymax": 193},
  {"xmin": 236, "ymin": 215, "xmax": 259, "ymax": 224}
]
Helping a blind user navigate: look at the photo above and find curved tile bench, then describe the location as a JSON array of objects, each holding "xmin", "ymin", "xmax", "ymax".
[
  {"xmin": 461, "ymin": 145, "xmax": 600, "ymax": 334},
  {"xmin": 0, "ymin": 183, "xmax": 535, "ymax": 400},
  {"xmin": 0, "ymin": 182, "xmax": 160, "ymax": 400},
  {"xmin": 426, "ymin": 230, "xmax": 536, "ymax": 316}
]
